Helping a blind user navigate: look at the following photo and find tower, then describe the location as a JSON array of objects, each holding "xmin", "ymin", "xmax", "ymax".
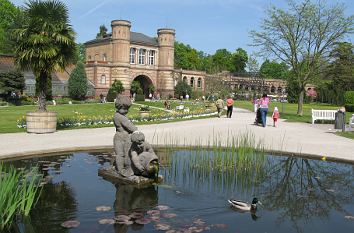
[
  {"xmin": 157, "ymin": 28, "xmax": 175, "ymax": 97},
  {"xmin": 111, "ymin": 20, "xmax": 131, "ymax": 94}
]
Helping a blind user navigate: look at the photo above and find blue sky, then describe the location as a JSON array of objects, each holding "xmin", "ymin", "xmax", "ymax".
[{"xmin": 10, "ymin": 0, "xmax": 354, "ymax": 57}]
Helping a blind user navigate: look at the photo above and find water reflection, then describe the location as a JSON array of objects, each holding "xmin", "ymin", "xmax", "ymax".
[
  {"xmin": 113, "ymin": 184, "xmax": 158, "ymax": 233},
  {"xmin": 259, "ymin": 157, "xmax": 354, "ymax": 232}
]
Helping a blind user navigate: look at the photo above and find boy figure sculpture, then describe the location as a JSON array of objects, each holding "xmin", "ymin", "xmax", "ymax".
[
  {"xmin": 113, "ymin": 96, "xmax": 138, "ymax": 177},
  {"xmin": 130, "ymin": 131, "xmax": 159, "ymax": 178}
]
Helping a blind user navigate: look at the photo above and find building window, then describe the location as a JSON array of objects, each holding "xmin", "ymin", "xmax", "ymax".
[
  {"xmin": 138, "ymin": 48, "xmax": 146, "ymax": 65},
  {"xmin": 197, "ymin": 78, "xmax": 202, "ymax": 88},
  {"xmin": 190, "ymin": 77, "xmax": 194, "ymax": 87},
  {"xmin": 183, "ymin": 76, "xmax": 187, "ymax": 82},
  {"xmin": 130, "ymin": 48, "xmax": 136, "ymax": 64},
  {"xmin": 148, "ymin": 50, "xmax": 155, "ymax": 65},
  {"xmin": 101, "ymin": 75, "xmax": 106, "ymax": 84},
  {"xmin": 102, "ymin": 53, "xmax": 107, "ymax": 61},
  {"xmin": 88, "ymin": 55, "xmax": 92, "ymax": 61},
  {"xmin": 271, "ymin": 86, "xmax": 276, "ymax": 93}
]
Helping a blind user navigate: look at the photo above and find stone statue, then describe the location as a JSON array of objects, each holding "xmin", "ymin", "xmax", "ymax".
[{"xmin": 99, "ymin": 95, "xmax": 161, "ymax": 185}]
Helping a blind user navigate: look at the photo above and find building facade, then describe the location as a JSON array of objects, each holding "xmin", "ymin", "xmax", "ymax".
[{"xmin": 85, "ymin": 20, "xmax": 176, "ymax": 98}]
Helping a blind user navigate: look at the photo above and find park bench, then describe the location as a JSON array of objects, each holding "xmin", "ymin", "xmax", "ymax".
[
  {"xmin": 311, "ymin": 109, "xmax": 336, "ymax": 124},
  {"xmin": 349, "ymin": 114, "xmax": 354, "ymax": 129}
]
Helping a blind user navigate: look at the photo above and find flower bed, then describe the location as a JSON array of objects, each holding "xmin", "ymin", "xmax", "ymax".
[{"xmin": 17, "ymin": 109, "xmax": 218, "ymax": 129}]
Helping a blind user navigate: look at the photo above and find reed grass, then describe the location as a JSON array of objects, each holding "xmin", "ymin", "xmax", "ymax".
[
  {"xmin": 157, "ymin": 131, "xmax": 267, "ymax": 195},
  {"xmin": 0, "ymin": 164, "xmax": 43, "ymax": 230}
]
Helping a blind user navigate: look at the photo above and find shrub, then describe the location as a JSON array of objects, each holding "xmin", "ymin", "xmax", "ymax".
[
  {"xmin": 139, "ymin": 105, "xmax": 150, "ymax": 111},
  {"xmin": 345, "ymin": 104, "xmax": 354, "ymax": 112},
  {"xmin": 135, "ymin": 94, "xmax": 145, "ymax": 101},
  {"xmin": 344, "ymin": 91, "xmax": 354, "ymax": 105},
  {"xmin": 68, "ymin": 63, "xmax": 88, "ymax": 100},
  {"xmin": 106, "ymin": 80, "xmax": 124, "ymax": 102}
]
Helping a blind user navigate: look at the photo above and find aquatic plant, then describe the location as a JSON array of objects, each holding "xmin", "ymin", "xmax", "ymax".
[
  {"xmin": 157, "ymin": 131, "xmax": 267, "ymax": 195},
  {"xmin": 0, "ymin": 164, "xmax": 43, "ymax": 230}
]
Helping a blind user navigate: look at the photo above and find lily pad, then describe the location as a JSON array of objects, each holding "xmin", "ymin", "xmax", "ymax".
[
  {"xmin": 96, "ymin": 206, "xmax": 111, "ymax": 212},
  {"xmin": 154, "ymin": 223, "xmax": 171, "ymax": 231},
  {"xmin": 98, "ymin": 218, "xmax": 115, "ymax": 224},
  {"xmin": 135, "ymin": 218, "xmax": 151, "ymax": 225},
  {"xmin": 61, "ymin": 220, "xmax": 80, "ymax": 228},
  {"xmin": 162, "ymin": 213, "xmax": 177, "ymax": 219},
  {"xmin": 147, "ymin": 210, "xmax": 160, "ymax": 216},
  {"xmin": 156, "ymin": 205, "xmax": 170, "ymax": 211},
  {"xmin": 115, "ymin": 215, "xmax": 131, "ymax": 222}
]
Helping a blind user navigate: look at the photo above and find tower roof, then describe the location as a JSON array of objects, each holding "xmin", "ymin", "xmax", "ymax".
[{"xmin": 84, "ymin": 32, "xmax": 158, "ymax": 47}]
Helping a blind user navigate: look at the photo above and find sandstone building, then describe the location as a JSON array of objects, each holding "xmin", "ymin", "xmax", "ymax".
[{"xmin": 85, "ymin": 20, "xmax": 206, "ymax": 98}]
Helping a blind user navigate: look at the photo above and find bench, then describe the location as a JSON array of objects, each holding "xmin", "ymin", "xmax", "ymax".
[
  {"xmin": 311, "ymin": 109, "xmax": 336, "ymax": 124},
  {"xmin": 176, "ymin": 105, "xmax": 184, "ymax": 111},
  {"xmin": 350, "ymin": 114, "xmax": 354, "ymax": 129}
]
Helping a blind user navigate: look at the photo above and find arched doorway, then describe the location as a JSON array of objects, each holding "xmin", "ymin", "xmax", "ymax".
[{"xmin": 131, "ymin": 75, "xmax": 154, "ymax": 98}]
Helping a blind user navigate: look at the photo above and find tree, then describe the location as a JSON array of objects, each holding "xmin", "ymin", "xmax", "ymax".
[
  {"xmin": 317, "ymin": 42, "xmax": 354, "ymax": 104},
  {"xmin": 68, "ymin": 63, "xmax": 87, "ymax": 100},
  {"xmin": 75, "ymin": 43, "xmax": 86, "ymax": 63},
  {"xmin": 250, "ymin": 0, "xmax": 354, "ymax": 115},
  {"xmin": 107, "ymin": 80, "xmax": 124, "ymax": 102},
  {"xmin": 130, "ymin": 81, "xmax": 143, "ymax": 94},
  {"xmin": 212, "ymin": 49, "xmax": 234, "ymax": 73},
  {"xmin": 96, "ymin": 24, "xmax": 107, "ymax": 39},
  {"xmin": 12, "ymin": 0, "xmax": 76, "ymax": 111},
  {"xmin": 0, "ymin": 0, "xmax": 20, "ymax": 53},
  {"xmin": 232, "ymin": 48, "xmax": 248, "ymax": 73},
  {"xmin": 0, "ymin": 70, "xmax": 25, "ymax": 100},
  {"xmin": 260, "ymin": 60, "xmax": 289, "ymax": 79},
  {"xmin": 174, "ymin": 80, "xmax": 192, "ymax": 98},
  {"xmin": 174, "ymin": 41, "xmax": 203, "ymax": 70}
]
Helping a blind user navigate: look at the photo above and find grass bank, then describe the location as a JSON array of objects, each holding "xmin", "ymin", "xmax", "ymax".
[{"xmin": 236, "ymin": 100, "xmax": 352, "ymax": 123}]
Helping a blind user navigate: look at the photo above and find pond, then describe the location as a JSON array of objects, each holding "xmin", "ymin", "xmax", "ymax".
[{"xmin": 4, "ymin": 149, "xmax": 354, "ymax": 233}]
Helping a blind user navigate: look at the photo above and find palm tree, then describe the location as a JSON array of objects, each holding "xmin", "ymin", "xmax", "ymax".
[{"xmin": 12, "ymin": 0, "xmax": 76, "ymax": 111}]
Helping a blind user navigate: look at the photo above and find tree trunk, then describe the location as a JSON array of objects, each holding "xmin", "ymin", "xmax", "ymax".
[
  {"xmin": 297, "ymin": 89, "xmax": 304, "ymax": 116},
  {"xmin": 38, "ymin": 71, "xmax": 47, "ymax": 112}
]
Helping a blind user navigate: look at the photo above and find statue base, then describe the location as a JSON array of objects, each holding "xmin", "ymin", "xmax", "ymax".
[{"xmin": 98, "ymin": 167, "xmax": 163, "ymax": 186}]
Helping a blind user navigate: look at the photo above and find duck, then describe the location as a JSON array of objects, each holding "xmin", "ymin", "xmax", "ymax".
[{"xmin": 228, "ymin": 197, "xmax": 260, "ymax": 212}]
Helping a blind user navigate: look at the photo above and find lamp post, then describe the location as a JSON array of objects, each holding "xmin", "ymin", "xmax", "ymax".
[{"xmin": 281, "ymin": 89, "xmax": 285, "ymax": 114}]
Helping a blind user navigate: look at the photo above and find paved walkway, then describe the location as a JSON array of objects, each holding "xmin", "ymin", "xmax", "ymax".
[{"xmin": 0, "ymin": 108, "xmax": 353, "ymax": 163}]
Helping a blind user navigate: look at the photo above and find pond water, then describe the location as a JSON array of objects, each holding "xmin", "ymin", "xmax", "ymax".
[{"xmin": 5, "ymin": 149, "xmax": 354, "ymax": 233}]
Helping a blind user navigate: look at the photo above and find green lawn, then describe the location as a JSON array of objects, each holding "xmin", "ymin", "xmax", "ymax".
[
  {"xmin": 235, "ymin": 100, "xmax": 353, "ymax": 123},
  {"xmin": 0, "ymin": 100, "xmax": 216, "ymax": 133},
  {"xmin": 335, "ymin": 131, "xmax": 354, "ymax": 140}
]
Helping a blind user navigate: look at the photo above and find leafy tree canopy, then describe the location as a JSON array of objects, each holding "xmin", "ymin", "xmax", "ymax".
[
  {"xmin": 233, "ymin": 48, "xmax": 248, "ymax": 73},
  {"xmin": 174, "ymin": 80, "xmax": 192, "ymax": 98},
  {"xmin": 260, "ymin": 60, "xmax": 289, "ymax": 79},
  {"xmin": 0, "ymin": 0, "xmax": 20, "ymax": 53},
  {"xmin": 250, "ymin": 0, "xmax": 354, "ymax": 115},
  {"xmin": 68, "ymin": 63, "xmax": 88, "ymax": 100},
  {"xmin": 96, "ymin": 25, "xmax": 108, "ymax": 39},
  {"xmin": 0, "ymin": 70, "xmax": 25, "ymax": 100}
]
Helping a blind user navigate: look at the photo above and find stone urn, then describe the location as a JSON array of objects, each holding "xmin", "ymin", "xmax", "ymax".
[{"xmin": 26, "ymin": 111, "xmax": 57, "ymax": 133}]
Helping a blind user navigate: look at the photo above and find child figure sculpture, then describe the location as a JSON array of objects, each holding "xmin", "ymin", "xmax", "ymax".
[
  {"xmin": 130, "ymin": 131, "xmax": 159, "ymax": 178},
  {"xmin": 113, "ymin": 96, "xmax": 138, "ymax": 177}
]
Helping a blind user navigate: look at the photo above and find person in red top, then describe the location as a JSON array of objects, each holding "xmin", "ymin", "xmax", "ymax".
[
  {"xmin": 272, "ymin": 106, "xmax": 280, "ymax": 127},
  {"xmin": 226, "ymin": 96, "xmax": 234, "ymax": 118}
]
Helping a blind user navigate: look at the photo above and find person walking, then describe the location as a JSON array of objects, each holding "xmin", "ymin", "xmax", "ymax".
[
  {"xmin": 272, "ymin": 106, "xmax": 280, "ymax": 127},
  {"xmin": 259, "ymin": 93, "xmax": 269, "ymax": 127},
  {"xmin": 215, "ymin": 98, "xmax": 224, "ymax": 118},
  {"xmin": 226, "ymin": 96, "xmax": 234, "ymax": 118}
]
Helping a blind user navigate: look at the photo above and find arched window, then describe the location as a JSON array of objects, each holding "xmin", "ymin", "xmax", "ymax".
[
  {"xmin": 278, "ymin": 87, "xmax": 282, "ymax": 93},
  {"xmin": 138, "ymin": 49, "xmax": 146, "ymax": 64},
  {"xmin": 100, "ymin": 75, "xmax": 106, "ymax": 84},
  {"xmin": 190, "ymin": 77, "xmax": 195, "ymax": 87},
  {"xmin": 197, "ymin": 78, "xmax": 202, "ymax": 88},
  {"xmin": 102, "ymin": 53, "xmax": 107, "ymax": 61},
  {"xmin": 88, "ymin": 55, "xmax": 92, "ymax": 61},
  {"xmin": 183, "ymin": 76, "xmax": 187, "ymax": 83},
  {"xmin": 271, "ymin": 86, "xmax": 276, "ymax": 93}
]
